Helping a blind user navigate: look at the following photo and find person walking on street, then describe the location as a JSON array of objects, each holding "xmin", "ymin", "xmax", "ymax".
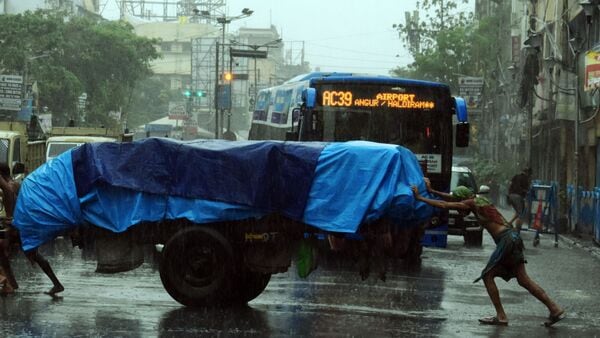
[
  {"xmin": 0, "ymin": 163, "xmax": 20, "ymax": 294},
  {"xmin": 411, "ymin": 181, "xmax": 564, "ymax": 327},
  {"xmin": 0, "ymin": 164, "xmax": 64, "ymax": 296},
  {"xmin": 507, "ymin": 167, "xmax": 532, "ymax": 233}
]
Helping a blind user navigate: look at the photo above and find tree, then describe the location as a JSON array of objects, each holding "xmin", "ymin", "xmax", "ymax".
[
  {"xmin": 127, "ymin": 77, "xmax": 176, "ymax": 128},
  {"xmin": 392, "ymin": 0, "xmax": 474, "ymax": 91},
  {"xmin": 0, "ymin": 10, "xmax": 160, "ymax": 127},
  {"xmin": 393, "ymin": 1, "xmax": 513, "ymax": 160}
]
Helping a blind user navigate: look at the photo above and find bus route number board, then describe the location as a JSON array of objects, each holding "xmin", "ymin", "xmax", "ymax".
[{"xmin": 415, "ymin": 154, "xmax": 441, "ymax": 174}]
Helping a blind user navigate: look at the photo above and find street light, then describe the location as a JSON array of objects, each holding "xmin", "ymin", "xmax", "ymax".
[{"xmin": 195, "ymin": 8, "xmax": 253, "ymax": 139}]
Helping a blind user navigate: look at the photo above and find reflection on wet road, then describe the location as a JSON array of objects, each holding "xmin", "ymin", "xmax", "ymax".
[{"xmin": 1, "ymin": 231, "xmax": 599, "ymax": 337}]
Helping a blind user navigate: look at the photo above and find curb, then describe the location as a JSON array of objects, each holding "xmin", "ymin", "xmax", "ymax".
[{"xmin": 558, "ymin": 234, "xmax": 600, "ymax": 260}]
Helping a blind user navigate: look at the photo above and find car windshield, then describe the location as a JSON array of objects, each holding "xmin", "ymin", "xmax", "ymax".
[
  {"xmin": 451, "ymin": 170, "xmax": 477, "ymax": 193},
  {"xmin": 47, "ymin": 143, "xmax": 81, "ymax": 158}
]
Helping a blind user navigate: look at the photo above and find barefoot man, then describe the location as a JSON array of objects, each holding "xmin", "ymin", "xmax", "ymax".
[
  {"xmin": 0, "ymin": 164, "xmax": 64, "ymax": 296},
  {"xmin": 411, "ymin": 181, "xmax": 564, "ymax": 326}
]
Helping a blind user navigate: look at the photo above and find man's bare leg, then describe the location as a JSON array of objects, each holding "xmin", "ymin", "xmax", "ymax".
[
  {"xmin": 25, "ymin": 249, "xmax": 64, "ymax": 296},
  {"xmin": 514, "ymin": 264, "xmax": 563, "ymax": 317},
  {"xmin": 0, "ymin": 256, "xmax": 18, "ymax": 290},
  {"xmin": 482, "ymin": 268, "xmax": 508, "ymax": 323}
]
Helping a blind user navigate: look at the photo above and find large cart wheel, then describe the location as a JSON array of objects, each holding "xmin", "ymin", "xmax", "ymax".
[
  {"xmin": 405, "ymin": 233, "xmax": 423, "ymax": 267},
  {"xmin": 230, "ymin": 265, "xmax": 271, "ymax": 305},
  {"xmin": 159, "ymin": 227, "xmax": 234, "ymax": 307}
]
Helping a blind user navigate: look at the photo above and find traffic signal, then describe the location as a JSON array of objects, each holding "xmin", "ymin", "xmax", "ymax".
[
  {"xmin": 221, "ymin": 73, "xmax": 249, "ymax": 81},
  {"xmin": 183, "ymin": 89, "xmax": 205, "ymax": 97}
]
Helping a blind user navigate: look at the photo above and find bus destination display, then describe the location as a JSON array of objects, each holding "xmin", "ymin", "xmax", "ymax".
[{"xmin": 321, "ymin": 90, "xmax": 435, "ymax": 109}]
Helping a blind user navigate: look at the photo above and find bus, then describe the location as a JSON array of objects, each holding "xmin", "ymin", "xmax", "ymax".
[
  {"xmin": 249, "ymin": 72, "xmax": 471, "ymax": 253},
  {"xmin": 250, "ymin": 72, "xmax": 469, "ymax": 194}
]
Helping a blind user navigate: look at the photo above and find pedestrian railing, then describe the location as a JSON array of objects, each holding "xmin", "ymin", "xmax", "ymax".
[
  {"xmin": 527, "ymin": 181, "xmax": 558, "ymax": 232},
  {"xmin": 567, "ymin": 184, "xmax": 600, "ymax": 244}
]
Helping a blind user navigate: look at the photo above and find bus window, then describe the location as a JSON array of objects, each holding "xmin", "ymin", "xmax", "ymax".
[{"xmin": 323, "ymin": 111, "xmax": 370, "ymax": 141}]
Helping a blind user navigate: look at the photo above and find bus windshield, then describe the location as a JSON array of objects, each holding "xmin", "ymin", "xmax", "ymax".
[{"xmin": 315, "ymin": 83, "xmax": 450, "ymax": 155}]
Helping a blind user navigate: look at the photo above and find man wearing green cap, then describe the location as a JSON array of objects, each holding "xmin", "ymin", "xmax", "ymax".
[{"xmin": 411, "ymin": 180, "xmax": 564, "ymax": 327}]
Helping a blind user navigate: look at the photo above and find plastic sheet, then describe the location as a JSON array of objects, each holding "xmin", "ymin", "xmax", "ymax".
[{"xmin": 14, "ymin": 139, "xmax": 432, "ymax": 250}]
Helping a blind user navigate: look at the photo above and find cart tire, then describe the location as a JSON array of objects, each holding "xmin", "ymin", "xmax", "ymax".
[
  {"xmin": 405, "ymin": 233, "xmax": 423, "ymax": 267},
  {"xmin": 464, "ymin": 227, "xmax": 483, "ymax": 247},
  {"xmin": 159, "ymin": 227, "xmax": 234, "ymax": 307},
  {"xmin": 230, "ymin": 266, "xmax": 271, "ymax": 304}
]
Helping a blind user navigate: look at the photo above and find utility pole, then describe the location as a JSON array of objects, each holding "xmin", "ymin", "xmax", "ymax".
[
  {"xmin": 214, "ymin": 41, "xmax": 220, "ymax": 138},
  {"xmin": 197, "ymin": 8, "xmax": 253, "ymax": 139}
]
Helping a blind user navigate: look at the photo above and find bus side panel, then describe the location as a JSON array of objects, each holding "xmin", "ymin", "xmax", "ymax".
[{"xmin": 249, "ymin": 82, "xmax": 306, "ymax": 141}]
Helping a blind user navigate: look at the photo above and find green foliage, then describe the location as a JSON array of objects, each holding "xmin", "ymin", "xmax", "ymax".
[
  {"xmin": 471, "ymin": 156, "xmax": 513, "ymax": 186},
  {"xmin": 127, "ymin": 77, "xmax": 177, "ymax": 128},
  {"xmin": 0, "ymin": 10, "xmax": 159, "ymax": 127},
  {"xmin": 392, "ymin": 1, "xmax": 508, "ymax": 93}
]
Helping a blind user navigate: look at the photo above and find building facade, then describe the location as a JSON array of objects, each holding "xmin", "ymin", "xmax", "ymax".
[{"xmin": 480, "ymin": 0, "xmax": 600, "ymax": 234}]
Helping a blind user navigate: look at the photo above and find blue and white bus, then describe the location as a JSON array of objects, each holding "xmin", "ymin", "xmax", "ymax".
[{"xmin": 249, "ymin": 72, "xmax": 469, "ymax": 194}]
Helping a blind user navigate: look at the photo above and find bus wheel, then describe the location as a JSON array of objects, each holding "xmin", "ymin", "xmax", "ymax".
[
  {"xmin": 159, "ymin": 227, "xmax": 234, "ymax": 307},
  {"xmin": 464, "ymin": 227, "xmax": 483, "ymax": 247},
  {"xmin": 230, "ymin": 265, "xmax": 271, "ymax": 305}
]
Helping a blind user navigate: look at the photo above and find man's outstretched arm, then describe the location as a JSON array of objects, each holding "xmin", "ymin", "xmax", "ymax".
[
  {"xmin": 411, "ymin": 186, "xmax": 471, "ymax": 211},
  {"xmin": 422, "ymin": 178, "xmax": 456, "ymax": 201}
]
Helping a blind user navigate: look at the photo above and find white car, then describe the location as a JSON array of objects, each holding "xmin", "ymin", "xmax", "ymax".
[
  {"xmin": 448, "ymin": 166, "xmax": 484, "ymax": 247},
  {"xmin": 46, "ymin": 136, "xmax": 117, "ymax": 162}
]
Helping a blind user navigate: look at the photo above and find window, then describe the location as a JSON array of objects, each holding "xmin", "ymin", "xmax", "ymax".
[
  {"xmin": 0, "ymin": 139, "xmax": 9, "ymax": 164},
  {"xmin": 12, "ymin": 138, "xmax": 21, "ymax": 163}
]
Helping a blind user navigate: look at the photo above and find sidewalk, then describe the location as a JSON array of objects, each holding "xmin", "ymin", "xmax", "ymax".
[
  {"xmin": 557, "ymin": 232, "xmax": 600, "ymax": 260},
  {"xmin": 497, "ymin": 206, "xmax": 600, "ymax": 260}
]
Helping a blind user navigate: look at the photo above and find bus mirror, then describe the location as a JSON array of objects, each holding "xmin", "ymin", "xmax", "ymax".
[
  {"xmin": 12, "ymin": 162, "xmax": 25, "ymax": 175},
  {"xmin": 453, "ymin": 97, "xmax": 468, "ymax": 123},
  {"xmin": 455, "ymin": 122, "xmax": 470, "ymax": 147},
  {"xmin": 286, "ymin": 131, "xmax": 299, "ymax": 141},
  {"xmin": 302, "ymin": 88, "xmax": 316, "ymax": 109}
]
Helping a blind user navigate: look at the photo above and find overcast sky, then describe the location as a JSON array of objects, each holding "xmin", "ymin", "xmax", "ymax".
[{"xmin": 101, "ymin": 1, "xmax": 474, "ymax": 76}]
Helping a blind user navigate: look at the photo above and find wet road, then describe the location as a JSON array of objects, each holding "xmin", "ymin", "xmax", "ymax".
[{"xmin": 1, "ymin": 230, "xmax": 599, "ymax": 337}]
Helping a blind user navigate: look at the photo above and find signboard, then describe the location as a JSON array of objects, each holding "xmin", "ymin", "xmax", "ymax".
[
  {"xmin": 108, "ymin": 110, "xmax": 122, "ymax": 122},
  {"xmin": 415, "ymin": 153, "xmax": 442, "ymax": 174},
  {"xmin": 458, "ymin": 76, "xmax": 484, "ymax": 113},
  {"xmin": 584, "ymin": 50, "xmax": 600, "ymax": 91},
  {"xmin": 321, "ymin": 90, "xmax": 435, "ymax": 109},
  {"xmin": 168, "ymin": 102, "xmax": 189, "ymax": 120},
  {"xmin": 217, "ymin": 84, "xmax": 231, "ymax": 110},
  {"xmin": 145, "ymin": 124, "xmax": 172, "ymax": 133},
  {"xmin": 230, "ymin": 49, "xmax": 268, "ymax": 58},
  {"xmin": 0, "ymin": 74, "xmax": 23, "ymax": 111}
]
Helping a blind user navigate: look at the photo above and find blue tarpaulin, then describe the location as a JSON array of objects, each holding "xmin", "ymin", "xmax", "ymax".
[{"xmin": 14, "ymin": 138, "xmax": 433, "ymax": 251}]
